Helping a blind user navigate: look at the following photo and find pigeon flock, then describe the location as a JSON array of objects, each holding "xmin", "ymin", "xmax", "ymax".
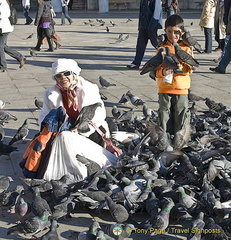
[{"xmin": 0, "ymin": 83, "xmax": 230, "ymax": 239}]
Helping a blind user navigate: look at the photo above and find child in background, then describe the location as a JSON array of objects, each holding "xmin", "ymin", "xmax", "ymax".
[{"xmin": 155, "ymin": 14, "xmax": 193, "ymax": 135}]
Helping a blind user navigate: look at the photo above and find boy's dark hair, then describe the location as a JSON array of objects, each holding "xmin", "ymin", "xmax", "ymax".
[{"xmin": 165, "ymin": 14, "xmax": 184, "ymax": 30}]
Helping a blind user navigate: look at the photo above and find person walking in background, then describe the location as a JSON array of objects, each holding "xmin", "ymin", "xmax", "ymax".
[
  {"xmin": 127, "ymin": 0, "xmax": 163, "ymax": 69},
  {"xmin": 0, "ymin": 0, "xmax": 26, "ymax": 72},
  {"xmin": 34, "ymin": 0, "xmax": 54, "ymax": 52},
  {"xmin": 214, "ymin": 0, "xmax": 226, "ymax": 51},
  {"xmin": 210, "ymin": 0, "xmax": 231, "ymax": 73},
  {"xmin": 40, "ymin": 8, "xmax": 61, "ymax": 50},
  {"xmin": 199, "ymin": 0, "xmax": 217, "ymax": 53},
  {"xmin": 22, "ymin": 0, "xmax": 33, "ymax": 25},
  {"xmin": 41, "ymin": 20, "xmax": 61, "ymax": 50},
  {"xmin": 61, "ymin": 0, "xmax": 72, "ymax": 25},
  {"xmin": 163, "ymin": 0, "xmax": 180, "ymax": 17}
]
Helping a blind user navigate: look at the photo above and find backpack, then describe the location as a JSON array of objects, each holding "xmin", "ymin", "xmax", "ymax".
[{"xmin": 9, "ymin": 5, "xmax": 18, "ymax": 25}]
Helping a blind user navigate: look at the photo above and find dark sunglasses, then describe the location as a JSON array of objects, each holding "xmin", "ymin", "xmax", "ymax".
[{"xmin": 54, "ymin": 71, "xmax": 72, "ymax": 80}]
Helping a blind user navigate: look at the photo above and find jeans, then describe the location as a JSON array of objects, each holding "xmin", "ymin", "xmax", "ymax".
[
  {"xmin": 218, "ymin": 35, "xmax": 231, "ymax": 72},
  {"xmin": 61, "ymin": 6, "xmax": 72, "ymax": 25},
  {"xmin": 132, "ymin": 28, "xmax": 158, "ymax": 66},
  {"xmin": 0, "ymin": 33, "xmax": 23, "ymax": 70},
  {"xmin": 204, "ymin": 27, "xmax": 212, "ymax": 53},
  {"xmin": 221, "ymin": 35, "xmax": 231, "ymax": 57},
  {"xmin": 23, "ymin": 6, "xmax": 33, "ymax": 24},
  {"xmin": 158, "ymin": 93, "xmax": 189, "ymax": 135}
]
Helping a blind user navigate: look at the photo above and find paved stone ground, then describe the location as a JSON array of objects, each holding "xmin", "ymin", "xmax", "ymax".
[{"xmin": 0, "ymin": 9, "xmax": 230, "ymax": 240}]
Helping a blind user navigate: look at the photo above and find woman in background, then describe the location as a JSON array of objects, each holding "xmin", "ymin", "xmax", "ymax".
[
  {"xmin": 199, "ymin": 0, "xmax": 217, "ymax": 53},
  {"xmin": 34, "ymin": 0, "xmax": 54, "ymax": 52}
]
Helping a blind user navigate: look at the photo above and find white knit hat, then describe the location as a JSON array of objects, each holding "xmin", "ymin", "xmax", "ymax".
[{"xmin": 51, "ymin": 59, "xmax": 81, "ymax": 79}]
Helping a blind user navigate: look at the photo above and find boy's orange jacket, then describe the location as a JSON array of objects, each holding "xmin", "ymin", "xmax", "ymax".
[{"xmin": 155, "ymin": 41, "xmax": 193, "ymax": 95}]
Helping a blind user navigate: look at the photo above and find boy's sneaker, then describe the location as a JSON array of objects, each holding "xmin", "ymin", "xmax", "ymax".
[{"xmin": 126, "ymin": 63, "xmax": 140, "ymax": 69}]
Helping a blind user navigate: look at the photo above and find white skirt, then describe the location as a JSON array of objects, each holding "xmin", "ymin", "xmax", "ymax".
[{"xmin": 43, "ymin": 131, "xmax": 117, "ymax": 181}]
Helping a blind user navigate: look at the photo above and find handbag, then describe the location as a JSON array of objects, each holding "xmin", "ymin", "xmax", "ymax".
[
  {"xmin": 9, "ymin": 5, "xmax": 18, "ymax": 25},
  {"xmin": 89, "ymin": 122, "xmax": 122, "ymax": 157}
]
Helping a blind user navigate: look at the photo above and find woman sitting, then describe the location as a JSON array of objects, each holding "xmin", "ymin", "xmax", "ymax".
[{"xmin": 21, "ymin": 59, "xmax": 117, "ymax": 181}]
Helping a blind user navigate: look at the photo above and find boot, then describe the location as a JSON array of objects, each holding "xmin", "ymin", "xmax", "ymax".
[
  {"xmin": 46, "ymin": 38, "xmax": 54, "ymax": 52},
  {"xmin": 55, "ymin": 41, "xmax": 61, "ymax": 50},
  {"xmin": 34, "ymin": 37, "xmax": 42, "ymax": 51}
]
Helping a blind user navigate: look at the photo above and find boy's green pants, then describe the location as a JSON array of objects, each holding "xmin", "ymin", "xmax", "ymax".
[{"xmin": 158, "ymin": 93, "xmax": 189, "ymax": 135}]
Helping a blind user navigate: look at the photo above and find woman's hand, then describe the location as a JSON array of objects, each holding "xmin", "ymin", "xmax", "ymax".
[{"xmin": 162, "ymin": 68, "xmax": 173, "ymax": 76}]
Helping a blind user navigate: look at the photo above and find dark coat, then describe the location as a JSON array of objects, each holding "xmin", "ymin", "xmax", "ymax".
[
  {"xmin": 138, "ymin": 0, "xmax": 163, "ymax": 30},
  {"xmin": 225, "ymin": 1, "xmax": 231, "ymax": 34},
  {"xmin": 34, "ymin": 0, "xmax": 52, "ymax": 26}
]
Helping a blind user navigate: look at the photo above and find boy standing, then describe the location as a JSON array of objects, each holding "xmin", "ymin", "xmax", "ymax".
[{"xmin": 155, "ymin": 15, "xmax": 193, "ymax": 135}]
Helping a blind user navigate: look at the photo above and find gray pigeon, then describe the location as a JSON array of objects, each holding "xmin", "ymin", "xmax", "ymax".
[
  {"xmin": 164, "ymin": 46, "xmax": 180, "ymax": 71},
  {"xmin": 150, "ymin": 198, "xmax": 175, "ymax": 231},
  {"xmin": 31, "ymin": 187, "xmax": 52, "ymax": 217},
  {"xmin": 40, "ymin": 219, "xmax": 60, "ymax": 240},
  {"xmin": 105, "ymin": 195, "xmax": 129, "ymax": 223},
  {"xmin": 116, "ymin": 108, "xmax": 135, "ymax": 123},
  {"xmin": 146, "ymin": 119, "xmax": 171, "ymax": 151},
  {"xmin": 26, "ymin": 33, "xmax": 34, "ymax": 39},
  {"xmin": 8, "ymin": 118, "xmax": 29, "ymax": 145},
  {"xmin": 111, "ymin": 105, "xmax": 124, "ymax": 119},
  {"xmin": 145, "ymin": 191, "xmax": 161, "ymax": 217},
  {"xmin": 15, "ymin": 196, "xmax": 30, "ymax": 222},
  {"xmin": 177, "ymin": 186, "xmax": 198, "ymax": 210},
  {"xmin": 205, "ymin": 98, "xmax": 226, "ymax": 112},
  {"xmin": 52, "ymin": 197, "xmax": 75, "ymax": 220},
  {"xmin": 7, "ymin": 209, "xmax": 51, "ymax": 237},
  {"xmin": 142, "ymin": 103, "xmax": 155, "ymax": 120},
  {"xmin": 51, "ymin": 174, "xmax": 72, "ymax": 203},
  {"xmin": 99, "ymin": 76, "xmax": 116, "ymax": 88},
  {"xmin": 76, "ymin": 102, "xmax": 102, "ymax": 133},
  {"xmin": 118, "ymin": 93, "xmax": 130, "ymax": 105},
  {"xmin": 121, "ymin": 177, "xmax": 146, "ymax": 204},
  {"xmin": 140, "ymin": 48, "xmax": 165, "ymax": 75},
  {"xmin": 0, "ymin": 110, "xmax": 17, "ymax": 124},
  {"xmin": 182, "ymin": 28, "xmax": 203, "ymax": 53},
  {"xmin": 34, "ymin": 97, "xmax": 43, "ymax": 110},
  {"xmin": 0, "ymin": 176, "xmax": 13, "ymax": 193},
  {"xmin": 174, "ymin": 116, "xmax": 191, "ymax": 150},
  {"xmin": 207, "ymin": 157, "xmax": 231, "ymax": 181},
  {"xmin": 172, "ymin": 42, "xmax": 199, "ymax": 67},
  {"xmin": 76, "ymin": 154, "xmax": 101, "ymax": 176},
  {"xmin": 187, "ymin": 212, "xmax": 205, "ymax": 240},
  {"xmin": 126, "ymin": 90, "xmax": 145, "ymax": 107}
]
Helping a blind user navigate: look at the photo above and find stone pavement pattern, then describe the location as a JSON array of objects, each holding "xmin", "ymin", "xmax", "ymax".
[{"xmin": 0, "ymin": 9, "xmax": 230, "ymax": 240}]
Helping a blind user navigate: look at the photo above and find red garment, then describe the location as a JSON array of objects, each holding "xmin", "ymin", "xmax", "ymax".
[{"xmin": 61, "ymin": 90, "xmax": 79, "ymax": 121}]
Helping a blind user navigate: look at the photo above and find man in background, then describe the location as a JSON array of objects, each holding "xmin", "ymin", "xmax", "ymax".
[
  {"xmin": 22, "ymin": 0, "xmax": 33, "ymax": 25},
  {"xmin": 127, "ymin": 0, "xmax": 163, "ymax": 69}
]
